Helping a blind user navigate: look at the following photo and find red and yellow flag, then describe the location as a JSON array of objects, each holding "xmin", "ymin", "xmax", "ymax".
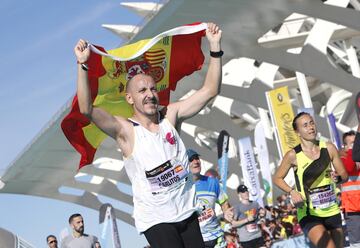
[{"xmin": 61, "ymin": 23, "xmax": 207, "ymax": 169}]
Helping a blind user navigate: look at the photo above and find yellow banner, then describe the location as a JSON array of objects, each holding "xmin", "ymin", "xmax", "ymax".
[{"xmin": 267, "ymin": 86, "xmax": 299, "ymax": 156}]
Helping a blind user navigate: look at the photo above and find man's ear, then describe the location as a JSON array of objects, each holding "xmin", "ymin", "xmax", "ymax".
[{"xmin": 126, "ymin": 93, "xmax": 134, "ymax": 105}]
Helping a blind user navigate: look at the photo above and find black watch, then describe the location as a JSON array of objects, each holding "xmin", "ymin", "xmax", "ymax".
[
  {"xmin": 80, "ymin": 63, "xmax": 89, "ymax": 71},
  {"xmin": 210, "ymin": 50, "xmax": 223, "ymax": 58}
]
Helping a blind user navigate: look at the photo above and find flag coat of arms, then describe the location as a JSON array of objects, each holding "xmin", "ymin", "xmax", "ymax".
[{"xmin": 61, "ymin": 23, "xmax": 207, "ymax": 169}]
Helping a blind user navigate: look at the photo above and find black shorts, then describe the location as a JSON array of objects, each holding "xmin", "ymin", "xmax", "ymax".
[
  {"xmin": 143, "ymin": 212, "xmax": 204, "ymax": 248},
  {"xmin": 299, "ymin": 213, "xmax": 342, "ymax": 235}
]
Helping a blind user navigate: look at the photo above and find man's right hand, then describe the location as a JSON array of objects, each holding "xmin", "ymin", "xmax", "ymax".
[{"xmin": 74, "ymin": 39, "xmax": 90, "ymax": 64}]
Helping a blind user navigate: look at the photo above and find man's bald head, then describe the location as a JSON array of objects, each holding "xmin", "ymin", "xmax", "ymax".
[{"xmin": 125, "ymin": 73, "xmax": 155, "ymax": 93}]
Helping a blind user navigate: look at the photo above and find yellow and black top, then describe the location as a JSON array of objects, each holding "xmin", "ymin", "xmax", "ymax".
[{"xmin": 293, "ymin": 141, "xmax": 340, "ymax": 222}]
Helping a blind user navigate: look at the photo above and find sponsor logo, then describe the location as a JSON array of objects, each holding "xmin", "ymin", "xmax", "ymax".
[
  {"xmin": 175, "ymin": 165, "xmax": 183, "ymax": 173},
  {"xmin": 165, "ymin": 132, "xmax": 176, "ymax": 145}
]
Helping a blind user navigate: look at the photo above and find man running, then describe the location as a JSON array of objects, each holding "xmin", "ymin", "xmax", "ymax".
[
  {"xmin": 61, "ymin": 213, "xmax": 98, "ymax": 248},
  {"xmin": 231, "ymin": 185, "xmax": 265, "ymax": 248},
  {"xmin": 187, "ymin": 149, "xmax": 231, "ymax": 247},
  {"xmin": 74, "ymin": 23, "xmax": 222, "ymax": 248}
]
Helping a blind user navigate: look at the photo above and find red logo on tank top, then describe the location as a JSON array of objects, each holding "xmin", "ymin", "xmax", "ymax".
[{"xmin": 165, "ymin": 132, "xmax": 176, "ymax": 145}]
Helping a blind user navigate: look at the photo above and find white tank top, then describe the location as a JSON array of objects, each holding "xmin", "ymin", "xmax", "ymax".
[{"xmin": 123, "ymin": 117, "xmax": 196, "ymax": 232}]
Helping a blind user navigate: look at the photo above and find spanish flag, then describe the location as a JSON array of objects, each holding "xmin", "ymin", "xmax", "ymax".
[{"xmin": 61, "ymin": 23, "xmax": 207, "ymax": 169}]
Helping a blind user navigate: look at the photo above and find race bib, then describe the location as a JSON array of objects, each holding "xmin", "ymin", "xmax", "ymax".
[
  {"xmin": 198, "ymin": 208, "xmax": 215, "ymax": 224},
  {"xmin": 244, "ymin": 208, "xmax": 258, "ymax": 232},
  {"xmin": 145, "ymin": 158, "xmax": 188, "ymax": 194},
  {"xmin": 245, "ymin": 223, "xmax": 259, "ymax": 233},
  {"xmin": 309, "ymin": 184, "xmax": 336, "ymax": 209}
]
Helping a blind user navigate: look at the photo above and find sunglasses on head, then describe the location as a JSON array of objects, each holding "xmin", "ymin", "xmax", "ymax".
[{"xmin": 189, "ymin": 155, "xmax": 199, "ymax": 162}]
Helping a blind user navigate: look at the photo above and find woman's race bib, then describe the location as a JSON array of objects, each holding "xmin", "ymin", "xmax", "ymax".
[
  {"xmin": 309, "ymin": 184, "xmax": 336, "ymax": 209},
  {"xmin": 145, "ymin": 158, "xmax": 188, "ymax": 194}
]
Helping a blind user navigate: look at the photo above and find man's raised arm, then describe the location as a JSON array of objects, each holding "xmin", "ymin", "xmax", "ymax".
[
  {"xmin": 166, "ymin": 23, "xmax": 222, "ymax": 125},
  {"xmin": 74, "ymin": 39, "xmax": 123, "ymax": 140}
]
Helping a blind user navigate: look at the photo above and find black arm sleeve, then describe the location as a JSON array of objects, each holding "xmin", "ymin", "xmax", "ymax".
[{"xmin": 353, "ymin": 132, "xmax": 360, "ymax": 162}]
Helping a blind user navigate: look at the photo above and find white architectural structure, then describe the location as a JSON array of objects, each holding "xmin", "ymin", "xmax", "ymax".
[{"xmin": 0, "ymin": 228, "xmax": 34, "ymax": 248}]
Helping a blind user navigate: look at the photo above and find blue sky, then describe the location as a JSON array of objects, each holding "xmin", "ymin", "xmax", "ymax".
[{"xmin": 0, "ymin": 0, "xmax": 158, "ymax": 246}]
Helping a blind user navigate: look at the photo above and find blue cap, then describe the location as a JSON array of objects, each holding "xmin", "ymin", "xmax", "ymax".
[{"xmin": 186, "ymin": 149, "xmax": 200, "ymax": 161}]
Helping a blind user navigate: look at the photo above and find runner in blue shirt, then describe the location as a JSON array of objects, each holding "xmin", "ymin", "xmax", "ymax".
[{"xmin": 187, "ymin": 149, "xmax": 232, "ymax": 248}]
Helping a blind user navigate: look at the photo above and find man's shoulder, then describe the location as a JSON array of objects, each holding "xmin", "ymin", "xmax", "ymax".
[
  {"xmin": 200, "ymin": 175, "xmax": 211, "ymax": 181},
  {"xmin": 235, "ymin": 201, "xmax": 257, "ymax": 211},
  {"xmin": 82, "ymin": 233, "xmax": 98, "ymax": 241},
  {"xmin": 195, "ymin": 175, "xmax": 209, "ymax": 188},
  {"xmin": 63, "ymin": 234, "xmax": 97, "ymax": 241},
  {"xmin": 90, "ymin": 234, "xmax": 98, "ymax": 242},
  {"xmin": 249, "ymin": 200, "xmax": 260, "ymax": 208},
  {"xmin": 197, "ymin": 175, "xmax": 220, "ymax": 188},
  {"xmin": 202, "ymin": 175, "xmax": 220, "ymax": 185}
]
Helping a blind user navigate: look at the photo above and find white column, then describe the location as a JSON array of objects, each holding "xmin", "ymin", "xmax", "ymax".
[
  {"xmin": 344, "ymin": 39, "xmax": 360, "ymax": 78},
  {"xmin": 258, "ymin": 108, "xmax": 273, "ymax": 140},
  {"xmin": 295, "ymin": 72, "xmax": 313, "ymax": 109}
]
